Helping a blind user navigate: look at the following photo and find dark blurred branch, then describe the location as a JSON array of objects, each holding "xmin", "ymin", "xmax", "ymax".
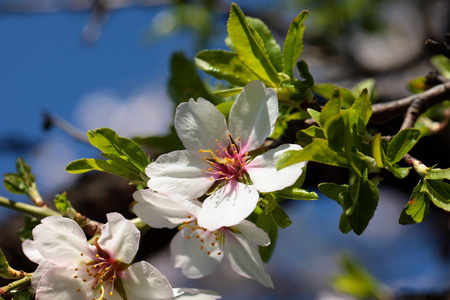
[
  {"xmin": 42, "ymin": 112, "xmax": 89, "ymax": 144},
  {"xmin": 425, "ymin": 33, "xmax": 450, "ymax": 59}
]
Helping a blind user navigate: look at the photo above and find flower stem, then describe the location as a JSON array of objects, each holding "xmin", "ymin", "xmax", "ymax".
[
  {"xmin": 0, "ymin": 275, "xmax": 32, "ymax": 296},
  {"xmin": 0, "ymin": 196, "xmax": 61, "ymax": 219}
]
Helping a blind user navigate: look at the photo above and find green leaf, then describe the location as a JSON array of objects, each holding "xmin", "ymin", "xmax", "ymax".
[
  {"xmin": 0, "ymin": 248, "xmax": 11, "ymax": 279},
  {"xmin": 339, "ymin": 213, "xmax": 352, "ymax": 234},
  {"xmin": 399, "ymin": 181, "xmax": 430, "ymax": 224},
  {"xmin": 424, "ymin": 179, "xmax": 450, "ymax": 211},
  {"xmin": 313, "ymin": 84, "xmax": 355, "ymax": 109},
  {"xmin": 276, "ymin": 188, "xmax": 318, "ymax": 201},
  {"xmin": 319, "ymin": 89, "xmax": 342, "ymax": 127},
  {"xmin": 346, "ymin": 176, "xmax": 379, "ymax": 235},
  {"xmin": 318, "ymin": 182, "xmax": 349, "ymax": 206},
  {"xmin": 300, "ymin": 125, "xmax": 325, "ymax": 139},
  {"xmin": 386, "ymin": 129, "xmax": 421, "ymax": 163},
  {"xmin": 352, "ymin": 78, "xmax": 376, "ymax": 101},
  {"xmin": 212, "ymin": 87, "xmax": 243, "ymax": 97},
  {"xmin": 407, "ymin": 76, "xmax": 429, "ymax": 93},
  {"xmin": 385, "ymin": 163, "xmax": 411, "ymax": 179},
  {"xmin": 10, "ymin": 289, "xmax": 34, "ymax": 300},
  {"xmin": 66, "ymin": 158, "xmax": 143, "ymax": 183},
  {"xmin": 133, "ymin": 125, "xmax": 183, "ymax": 154},
  {"xmin": 256, "ymin": 211, "xmax": 278, "ymax": 263},
  {"xmin": 282, "ymin": 10, "xmax": 308, "ymax": 78},
  {"xmin": 350, "ymin": 88, "xmax": 372, "ymax": 134},
  {"xmin": 53, "ymin": 192, "xmax": 73, "ymax": 216},
  {"xmin": 276, "ymin": 139, "xmax": 350, "ymax": 170},
  {"xmin": 425, "ymin": 168, "xmax": 450, "ymax": 180},
  {"xmin": 227, "ymin": 3, "xmax": 280, "ymax": 86},
  {"xmin": 195, "ymin": 50, "xmax": 259, "ymax": 86},
  {"xmin": 3, "ymin": 174, "xmax": 28, "ymax": 195},
  {"xmin": 87, "ymin": 128, "xmax": 149, "ymax": 170},
  {"xmin": 296, "ymin": 60, "xmax": 314, "ymax": 86},
  {"xmin": 431, "ymin": 55, "xmax": 450, "ymax": 79},
  {"xmin": 216, "ymin": 100, "xmax": 235, "ymax": 119},
  {"xmin": 246, "ymin": 16, "xmax": 282, "ymax": 72},
  {"xmin": 169, "ymin": 52, "xmax": 218, "ymax": 105},
  {"xmin": 331, "ymin": 254, "xmax": 382, "ymax": 299},
  {"xmin": 306, "ymin": 108, "xmax": 321, "ymax": 125},
  {"xmin": 16, "ymin": 215, "xmax": 40, "ymax": 242},
  {"xmin": 271, "ymin": 205, "xmax": 292, "ymax": 229}
]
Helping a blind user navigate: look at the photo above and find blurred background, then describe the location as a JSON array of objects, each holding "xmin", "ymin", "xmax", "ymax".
[{"xmin": 0, "ymin": 0, "xmax": 449, "ymax": 299}]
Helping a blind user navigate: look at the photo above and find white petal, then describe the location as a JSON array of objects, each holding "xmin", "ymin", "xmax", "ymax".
[
  {"xmin": 31, "ymin": 260, "xmax": 55, "ymax": 291},
  {"xmin": 173, "ymin": 288, "xmax": 221, "ymax": 299},
  {"xmin": 97, "ymin": 213, "xmax": 140, "ymax": 264},
  {"xmin": 234, "ymin": 220, "xmax": 270, "ymax": 246},
  {"xmin": 223, "ymin": 231, "xmax": 274, "ymax": 288},
  {"xmin": 133, "ymin": 190, "xmax": 200, "ymax": 229},
  {"xmin": 197, "ymin": 181, "xmax": 259, "ymax": 231},
  {"xmin": 170, "ymin": 228, "xmax": 222, "ymax": 278},
  {"xmin": 22, "ymin": 239, "xmax": 45, "ymax": 264},
  {"xmin": 32, "ymin": 216, "xmax": 93, "ymax": 264},
  {"xmin": 147, "ymin": 150, "xmax": 213, "ymax": 199},
  {"xmin": 119, "ymin": 261, "xmax": 174, "ymax": 300},
  {"xmin": 247, "ymin": 144, "xmax": 306, "ymax": 193},
  {"xmin": 35, "ymin": 264, "xmax": 97, "ymax": 300},
  {"xmin": 175, "ymin": 98, "xmax": 229, "ymax": 153},
  {"xmin": 228, "ymin": 81, "xmax": 278, "ymax": 151}
]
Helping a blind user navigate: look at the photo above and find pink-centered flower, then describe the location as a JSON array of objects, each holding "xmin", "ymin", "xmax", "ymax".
[
  {"xmin": 22, "ymin": 213, "xmax": 220, "ymax": 300},
  {"xmin": 147, "ymin": 80, "xmax": 305, "ymax": 231},
  {"xmin": 133, "ymin": 189, "xmax": 274, "ymax": 288}
]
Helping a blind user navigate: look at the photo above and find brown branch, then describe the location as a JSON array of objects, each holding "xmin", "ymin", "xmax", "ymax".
[{"xmin": 371, "ymin": 81, "xmax": 450, "ymax": 124}]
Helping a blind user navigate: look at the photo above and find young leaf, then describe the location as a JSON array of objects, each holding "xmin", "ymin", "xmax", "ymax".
[
  {"xmin": 216, "ymin": 100, "xmax": 235, "ymax": 119},
  {"xmin": 246, "ymin": 16, "xmax": 283, "ymax": 72},
  {"xmin": 313, "ymin": 84, "xmax": 355, "ymax": 109},
  {"xmin": 16, "ymin": 215, "xmax": 40, "ymax": 242},
  {"xmin": 296, "ymin": 60, "xmax": 314, "ymax": 86},
  {"xmin": 169, "ymin": 52, "xmax": 218, "ymax": 105},
  {"xmin": 212, "ymin": 87, "xmax": 243, "ymax": 97},
  {"xmin": 276, "ymin": 139, "xmax": 350, "ymax": 170},
  {"xmin": 256, "ymin": 211, "xmax": 278, "ymax": 263},
  {"xmin": 346, "ymin": 175, "xmax": 379, "ymax": 235},
  {"xmin": 276, "ymin": 188, "xmax": 318, "ymax": 201},
  {"xmin": 270, "ymin": 205, "xmax": 292, "ymax": 229},
  {"xmin": 66, "ymin": 158, "xmax": 143, "ymax": 182},
  {"xmin": 423, "ymin": 179, "xmax": 450, "ymax": 211},
  {"xmin": 425, "ymin": 168, "xmax": 450, "ymax": 180},
  {"xmin": 282, "ymin": 10, "xmax": 308, "ymax": 78},
  {"xmin": 399, "ymin": 182, "xmax": 430, "ymax": 225},
  {"xmin": 86, "ymin": 128, "xmax": 149, "ymax": 171},
  {"xmin": 318, "ymin": 182, "xmax": 349, "ymax": 205},
  {"xmin": 386, "ymin": 129, "xmax": 421, "ymax": 163},
  {"xmin": 227, "ymin": 3, "xmax": 280, "ymax": 86},
  {"xmin": 319, "ymin": 89, "xmax": 342, "ymax": 127},
  {"xmin": 195, "ymin": 50, "xmax": 260, "ymax": 86},
  {"xmin": 350, "ymin": 88, "xmax": 372, "ymax": 134}
]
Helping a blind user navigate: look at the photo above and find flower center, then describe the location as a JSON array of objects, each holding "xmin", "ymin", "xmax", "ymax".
[
  {"xmin": 74, "ymin": 238, "xmax": 123, "ymax": 300},
  {"xmin": 199, "ymin": 133, "xmax": 249, "ymax": 182}
]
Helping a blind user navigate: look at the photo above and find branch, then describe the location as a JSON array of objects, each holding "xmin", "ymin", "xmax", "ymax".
[
  {"xmin": 370, "ymin": 81, "xmax": 450, "ymax": 124},
  {"xmin": 0, "ymin": 275, "xmax": 32, "ymax": 296},
  {"xmin": 0, "ymin": 196, "xmax": 61, "ymax": 219}
]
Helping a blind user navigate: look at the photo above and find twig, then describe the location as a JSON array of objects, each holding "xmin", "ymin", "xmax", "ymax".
[
  {"xmin": 0, "ymin": 196, "xmax": 61, "ymax": 219},
  {"xmin": 0, "ymin": 275, "xmax": 32, "ymax": 296},
  {"xmin": 42, "ymin": 112, "xmax": 89, "ymax": 144}
]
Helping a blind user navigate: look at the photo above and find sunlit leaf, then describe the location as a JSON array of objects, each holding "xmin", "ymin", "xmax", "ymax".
[
  {"xmin": 195, "ymin": 50, "xmax": 259, "ymax": 86},
  {"xmin": 282, "ymin": 10, "xmax": 308, "ymax": 78},
  {"xmin": 399, "ymin": 181, "xmax": 430, "ymax": 224},
  {"xmin": 350, "ymin": 88, "xmax": 372, "ymax": 134},
  {"xmin": 227, "ymin": 3, "xmax": 279, "ymax": 86},
  {"xmin": 386, "ymin": 129, "xmax": 421, "ymax": 163},
  {"xmin": 246, "ymin": 16, "xmax": 282, "ymax": 72},
  {"xmin": 313, "ymin": 83, "xmax": 355, "ymax": 108},
  {"xmin": 424, "ymin": 179, "xmax": 450, "ymax": 211},
  {"xmin": 319, "ymin": 89, "xmax": 342, "ymax": 127}
]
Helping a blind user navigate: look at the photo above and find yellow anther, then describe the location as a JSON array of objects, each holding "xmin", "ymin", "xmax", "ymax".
[
  {"xmin": 215, "ymin": 139, "xmax": 219, "ymax": 142},
  {"xmin": 186, "ymin": 236, "xmax": 191, "ymax": 239},
  {"xmin": 200, "ymin": 246, "xmax": 204, "ymax": 250},
  {"xmin": 208, "ymin": 168, "xmax": 213, "ymax": 171},
  {"xmin": 207, "ymin": 251, "xmax": 211, "ymax": 255},
  {"xmin": 77, "ymin": 288, "xmax": 81, "ymax": 292},
  {"xmin": 218, "ymin": 252, "xmax": 222, "ymax": 255}
]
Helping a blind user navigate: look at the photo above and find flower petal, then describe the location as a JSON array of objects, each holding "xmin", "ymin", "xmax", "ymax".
[
  {"xmin": 170, "ymin": 228, "xmax": 222, "ymax": 278},
  {"xmin": 173, "ymin": 288, "xmax": 221, "ymax": 299},
  {"xmin": 223, "ymin": 231, "xmax": 274, "ymax": 288},
  {"xmin": 234, "ymin": 220, "xmax": 270, "ymax": 246},
  {"xmin": 119, "ymin": 261, "xmax": 174, "ymax": 300},
  {"xmin": 97, "ymin": 213, "xmax": 140, "ymax": 264},
  {"xmin": 175, "ymin": 98, "xmax": 229, "ymax": 153},
  {"xmin": 31, "ymin": 260, "xmax": 55, "ymax": 291},
  {"xmin": 133, "ymin": 190, "xmax": 200, "ymax": 228},
  {"xmin": 247, "ymin": 143, "xmax": 306, "ymax": 193},
  {"xmin": 147, "ymin": 150, "xmax": 213, "ymax": 199},
  {"xmin": 228, "ymin": 81, "xmax": 278, "ymax": 151},
  {"xmin": 22, "ymin": 239, "xmax": 45, "ymax": 264},
  {"xmin": 32, "ymin": 216, "xmax": 93, "ymax": 264},
  {"xmin": 35, "ymin": 264, "xmax": 97, "ymax": 300},
  {"xmin": 197, "ymin": 181, "xmax": 259, "ymax": 231}
]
